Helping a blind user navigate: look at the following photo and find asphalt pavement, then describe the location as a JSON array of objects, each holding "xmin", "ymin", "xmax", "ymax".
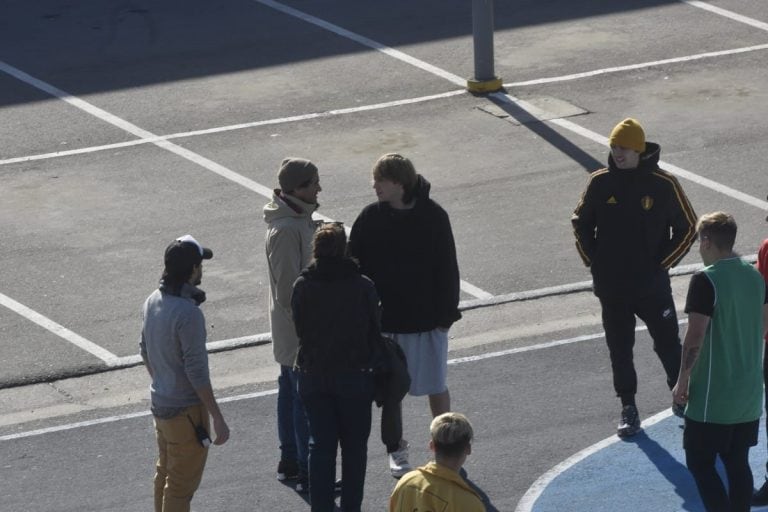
[{"xmin": 1, "ymin": 0, "xmax": 767, "ymax": 510}]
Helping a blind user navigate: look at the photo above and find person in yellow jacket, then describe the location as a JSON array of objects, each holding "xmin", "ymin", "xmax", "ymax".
[{"xmin": 389, "ymin": 412, "xmax": 484, "ymax": 512}]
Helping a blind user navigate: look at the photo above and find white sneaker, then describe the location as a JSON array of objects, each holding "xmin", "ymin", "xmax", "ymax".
[{"xmin": 388, "ymin": 440, "xmax": 412, "ymax": 479}]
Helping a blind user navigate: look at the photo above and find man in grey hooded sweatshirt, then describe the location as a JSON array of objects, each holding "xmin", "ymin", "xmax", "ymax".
[
  {"xmin": 140, "ymin": 235, "xmax": 230, "ymax": 512},
  {"xmin": 264, "ymin": 157, "xmax": 321, "ymax": 492}
]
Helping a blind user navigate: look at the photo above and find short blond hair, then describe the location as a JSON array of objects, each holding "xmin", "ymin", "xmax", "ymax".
[
  {"xmin": 696, "ymin": 211, "xmax": 737, "ymax": 251},
  {"xmin": 430, "ymin": 412, "xmax": 473, "ymax": 458}
]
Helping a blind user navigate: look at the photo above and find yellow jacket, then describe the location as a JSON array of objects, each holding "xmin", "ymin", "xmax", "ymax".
[{"xmin": 390, "ymin": 462, "xmax": 485, "ymax": 512}]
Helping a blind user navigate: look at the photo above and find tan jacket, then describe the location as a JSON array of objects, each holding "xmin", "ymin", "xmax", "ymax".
[
  {"xmin": 390, "ymin": 462, "xmax": 484, "ymax": 512},
  {"xmin": 264, "ymin": 191, "xmax": 318, "ymax": 366}
]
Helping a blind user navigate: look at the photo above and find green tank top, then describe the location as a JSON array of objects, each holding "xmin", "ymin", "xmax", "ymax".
[{"xmin": 686, "ymin": 258, "xmax": 765, "ymax": 424}]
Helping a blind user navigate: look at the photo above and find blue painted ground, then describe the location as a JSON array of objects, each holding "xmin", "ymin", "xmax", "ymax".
[{"xmin": 532, "ymin": 413, "xmax": 768, "ymax": 512}]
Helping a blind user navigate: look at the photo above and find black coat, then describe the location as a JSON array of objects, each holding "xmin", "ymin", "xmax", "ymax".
[
  {"xmin": 348, "ymin": 175, "xmax": 462, "ymax": 333},
  {"xmin": 571, "ymin": 142, "xmax": 697, "ymax": 298},
  {"xmin": 291, "ymin": 257, "xmax": 380, "ymax": 374}
]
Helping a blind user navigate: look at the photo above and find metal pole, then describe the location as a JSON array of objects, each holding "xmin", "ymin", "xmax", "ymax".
[{"xmin": 468, "ymin": 0, "xmax": 502, "ymax": 93}]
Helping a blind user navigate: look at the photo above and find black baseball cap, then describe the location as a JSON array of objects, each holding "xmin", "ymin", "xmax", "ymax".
[{"xmin": 164, "ymin": 235, "xmax": 213, "ymax": 275}]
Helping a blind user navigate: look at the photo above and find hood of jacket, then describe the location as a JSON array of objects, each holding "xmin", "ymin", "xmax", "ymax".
[
  {"xmin": 300, "ymin": 257, "xmax": 361, "ymax": 281},
  {"xmin": 158, "ymin": 280, "xmax": 206, "ymax": 305},
  {"xmin": 412, "ymin": 174, "xmax": 431, "ymax": 203},
  {"xmin": 263, "ymin": 189, "xmax": 318, "ymax": 225},
  {"xmin": 607, "ymin": 141, "xmax": 661, "ymax": 173}
]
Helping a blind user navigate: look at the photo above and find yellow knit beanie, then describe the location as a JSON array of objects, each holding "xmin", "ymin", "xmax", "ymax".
[{"xmin": 609, "ymin": 118, "xmax": 645, "ymax": 153}]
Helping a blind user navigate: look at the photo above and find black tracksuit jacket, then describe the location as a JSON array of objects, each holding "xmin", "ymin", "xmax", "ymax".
[{"xmin": 571, "ymin": 142, "xmax": 697, "ymax": 299}]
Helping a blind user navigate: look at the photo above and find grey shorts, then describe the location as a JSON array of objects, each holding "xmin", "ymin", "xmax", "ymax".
[{"xmin": 385, "ymin": 329, "xmax": 448, "ymax": 396}]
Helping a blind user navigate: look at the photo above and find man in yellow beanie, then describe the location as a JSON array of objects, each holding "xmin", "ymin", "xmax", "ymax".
[{"xmin": 571, "ymin": 118, "xmax": 697, "ymax": 438}]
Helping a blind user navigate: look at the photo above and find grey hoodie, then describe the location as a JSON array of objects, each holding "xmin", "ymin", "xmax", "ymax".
[
  {"xmin": 263, "ymin": 190, "xmax": 318, "ymax": 366},
  {"xmin": 140, "ymin": 283, "xmax": 210, "ymax": 409}
]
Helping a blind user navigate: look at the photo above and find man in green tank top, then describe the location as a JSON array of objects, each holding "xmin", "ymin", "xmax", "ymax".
[{"xmin": 672, "ymin": 211, "xmax": 768, "ymax": 512}]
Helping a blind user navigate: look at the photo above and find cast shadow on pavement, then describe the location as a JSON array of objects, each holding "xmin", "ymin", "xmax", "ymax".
[
  {"xmin": 624, "ymin": 430, "xmax": 703, "ymax": 511},
  {"xmin": 1, "ymin": 0, "xmax": 683, "ymax": 109},
  {"xmin": 278, "ymin": 479, "xmax": 311, "ymax": 507},
  {"xmin": 464, "ymin": 473, "xmax": 500, "ymax": 512},
  {"xmin": 486, "ymin": 93, "xmax": 604, "ymax": 173}
]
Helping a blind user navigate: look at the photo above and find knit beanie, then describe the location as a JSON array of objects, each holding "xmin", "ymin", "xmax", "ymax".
[
  {"xmin": 278, "ymin": 157, "xmax": 318, "ymax": 192},
  {"xmin": 609, "ymin": 118, "xmax": 646, "ymax": 153}
]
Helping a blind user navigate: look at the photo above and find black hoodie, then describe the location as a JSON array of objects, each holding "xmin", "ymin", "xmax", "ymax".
[
  {"xmin": 291, "ymin": 257, "xmax": 380, "ymax": 373},
  {"xmin": 571, "ymin": 142, "xmax": 697, "ymax": 298},
  {"xmin": 349, "ymin": 175, "xmax": 462, "ymax": 333}
]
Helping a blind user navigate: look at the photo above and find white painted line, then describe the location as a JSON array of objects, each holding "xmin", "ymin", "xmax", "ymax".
[
  {"xmin": 460, "ymin": 280, "xmax": 494, "ymax": 300},
  {"xmin": 2, "ymin": 1, "xmax": 762, "ymax": 365},
  {"xmin": 486, "ymin": 91, "xmax": 768, "ymax": 211},
  {"xmin": 0, "ymin": 62, "xmax": 157, "ymax": 141},
  {"xmin": 246, "ymin": 2, "xmax": 768, "ymax": 213},
  {"xmin": 671, "ymin": 255, "xmax": 757, "ymax": 276},
  {"xmin": 205, "ymin": 332, "xmax": 272, "ymax": 351},
  {"xmin": 448, "ymin": 318, "xmax": 691, "ymax": 366},
  {"xmin": 0, "ymin": 292, "xmax": 120, "ymax": 366},
  {"xmin": 514, "ymin": 408, "xmax": 673, "ymax": 512},
  {"xmin": 460, "ymin": 280, "xmax": 592, "ymax": 310},
  {"xmin": 657, "ymin": 160, "xmax": 768, "ymax": 210},
  {"xmin": 110, "ymin": 334, "xmax": 274, "ymax": 367},
  {"xmin": 0, "ymin": 60, "xmax": 274, "ymax": 199},
  {"xmin": 0, "ymin": 90, "xmax": 467, "ymax": 167},
  {"xmin": 461, "ymin": 256, "xmax": 756, "ymax": 310},
  {"xmin": 549, "ymin": 116, "xmax": 768, "ymax": 211},
  {"xmin": 115, "ymin": 354, "xmax": 143, "ymax": 366},
  {"xmin": 0, "ymin": 410, "xmax": 150, "ymax": 442},
  {"xmin": 2, "ymin": 321, "xmax": 683, "ymax": 442},
  {"xmin": 3, "ymin": 247, "xmax": 747, "ymax": 374},
  {"xmin": 0, "ymin": 139, "xmax": 154, "ymax": 166},
  {"xmin": 0, "ymin": 389, "xmax": 278, "ymax": 442},
  {"xmin": 684, "ymin": 0, "xmax": 768, "ymax": 32},
  {"xmin": 218, "ymin": 388, "xmax": 278, "ymax": 404},
  {"xmin": 112, "ymin": 257, "xmax": 734, "ymax": 370},
  {"xmin": 448, "ymin": 332, "xmax": 608, "ymax": 365},
  {"xmin": 4, "ymin": 41, "xmax": 768, "ymax": 168},
  {"xmin": 253, "ymin": 0, "xmax": 466, "ymax": 87},
  {"xmin": 159, "ymin": 90, "xmax": 467, "ymax": 141},
  {"xmin": 505, "ymin": 43, "xmax": 768, "ymax": 88},
  {"xmin": 0, "ymin": 61, "xmax": 491, "ymax": 300}
]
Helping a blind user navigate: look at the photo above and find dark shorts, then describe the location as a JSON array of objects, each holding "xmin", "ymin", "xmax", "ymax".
[{"xmin": 683, "ymin": 417, "xmax": 759, "ymax": 454}]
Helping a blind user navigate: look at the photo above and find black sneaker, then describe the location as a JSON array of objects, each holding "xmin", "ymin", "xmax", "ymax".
[
  {"xmin": 617, "ymin": 405, "xmax": 641, "ymax": 438},
  {"xmin": 672, "ymin": 401, "xmax": 685, "ymax": 419},
  {"xmin": 295, "ymin": 473, "xmax": 309, "ymax": 494},
  {"xmin": 753, "ymin": 479, "xmax": 768, "ymax": 506},
  {"xmin": 276, "ymin": 459, "xmax": 299, "ymax": 481}
]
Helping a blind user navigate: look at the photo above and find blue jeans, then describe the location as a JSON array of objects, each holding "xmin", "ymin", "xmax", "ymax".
[
  {"xmin": 298, "ymin": 371, "xmax": 375, "ymax": 512},
  {"xmin": 277, "ymin": 365, "xmax": 309, "ymax": 474}
]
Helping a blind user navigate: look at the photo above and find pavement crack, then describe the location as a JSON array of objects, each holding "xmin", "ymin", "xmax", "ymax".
[{"xmin": 47, "ymin": 383, "xmax": 77, "ymax": 404}]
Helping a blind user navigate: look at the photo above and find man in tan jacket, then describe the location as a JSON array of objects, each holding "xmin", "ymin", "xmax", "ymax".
[{"xmin": 264, "ymin": 157, "xmax": 321, "ymax": 492}]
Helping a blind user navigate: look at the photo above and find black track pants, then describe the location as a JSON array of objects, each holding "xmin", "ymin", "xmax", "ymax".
[{"xmin": 599, "ymin": 287, "xmax": 682, "ymax": 401}]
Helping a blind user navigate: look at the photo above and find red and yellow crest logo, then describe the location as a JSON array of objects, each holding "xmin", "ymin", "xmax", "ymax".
[{"xmin": 641, "ymin": 195, "xmax": 654, "ymax": 211}]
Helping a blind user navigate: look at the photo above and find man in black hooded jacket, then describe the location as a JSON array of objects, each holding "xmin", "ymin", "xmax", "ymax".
[
  {"xmin": 571, "ymin": 118, "xmax": 696, "ymax": 438},
  {"xmin": 349, "ymin": 153, "xmax": 461, "ymax": 478}
]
